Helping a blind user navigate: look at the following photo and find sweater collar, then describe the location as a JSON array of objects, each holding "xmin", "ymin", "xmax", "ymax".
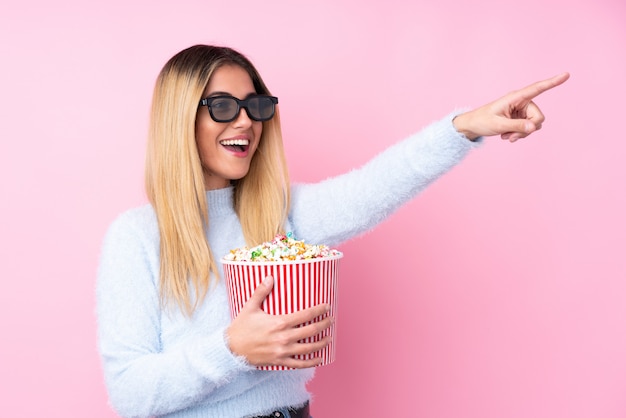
[{"xmin": 206, "ymin": 186, "xmax": 235, "ymax": 217}]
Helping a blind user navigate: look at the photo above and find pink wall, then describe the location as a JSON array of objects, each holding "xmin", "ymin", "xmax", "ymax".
[{"xmin": 1, "ymin": 0, "xmax": 625, "ymax": 416}]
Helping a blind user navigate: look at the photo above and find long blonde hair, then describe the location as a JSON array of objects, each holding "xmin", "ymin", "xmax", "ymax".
[{"xmin": 145, "ymin": 45, "xmax": 291, "ymax": 316}]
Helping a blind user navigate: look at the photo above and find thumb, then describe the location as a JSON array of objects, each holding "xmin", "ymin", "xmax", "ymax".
[
  {"xmin": 243, "ymin": 275, "xmax": 274, "ymax": 310},
  {"xmin": 499, "ymin": 117, "xmax": 536, "ymax": 136}
]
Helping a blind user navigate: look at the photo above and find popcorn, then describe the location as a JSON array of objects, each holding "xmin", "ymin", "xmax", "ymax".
[
  {"xmin": 223, "ymin": 232, "xmax": 341, "ymax": 262},
  {"xmin": 221, "ymin": 233, "xmax": 343, "ymax": 370},
  {"xmin": 222, "ymin": 232, "xmax": 343, "ymax": 369}
]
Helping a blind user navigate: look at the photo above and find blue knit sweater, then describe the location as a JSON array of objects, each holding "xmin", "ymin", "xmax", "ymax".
[{"xmin": 96, "ymin": 113, "xmax": 481, "ymax": 417}]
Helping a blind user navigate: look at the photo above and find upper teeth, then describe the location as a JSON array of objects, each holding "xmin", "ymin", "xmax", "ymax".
[{"xmin": 221, "ymin": 139, "xmax": 249, "ymax": 146}]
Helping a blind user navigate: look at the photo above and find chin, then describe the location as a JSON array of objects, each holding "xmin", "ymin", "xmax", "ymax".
[{"xmin": 229, "ymin": 171, "xmax": 251, "ymax": 182}]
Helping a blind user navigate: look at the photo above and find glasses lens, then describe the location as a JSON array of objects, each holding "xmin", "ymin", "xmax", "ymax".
[
  {"xmin": 210, "ymin": 97, "xmax": 238, "ymax": 122},
  {"xmin": 247, "ymin": 96, "xmax": 275, "ymax": 121}
]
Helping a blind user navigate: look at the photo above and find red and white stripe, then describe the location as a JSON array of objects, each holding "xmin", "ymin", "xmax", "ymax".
[{"xmin": 223, "ymin": 255, "xmax": 341, "ymax": 370}]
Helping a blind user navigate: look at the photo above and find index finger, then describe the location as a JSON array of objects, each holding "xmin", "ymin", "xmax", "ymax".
[
  {"xmin": 514, "ymin": 72, "xmax": 570, "ymax": 101},
  {"xmin": 285, "ymin": 304, "xmax": 330, "ymax": 327}
]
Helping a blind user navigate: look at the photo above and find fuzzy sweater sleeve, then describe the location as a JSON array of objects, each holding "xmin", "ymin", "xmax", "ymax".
[
  {"xmin": 96, "ymin": 209, "xmax": 251, "ymax": 417},
  {"xmin": 288, "ymin": 112, "xmax": 482, "ymax": 246}
]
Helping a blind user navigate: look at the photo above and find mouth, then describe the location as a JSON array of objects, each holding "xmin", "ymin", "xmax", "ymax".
[{"xmin": 219, "ymin": 138, "xmax": 250, "ymax": 153}]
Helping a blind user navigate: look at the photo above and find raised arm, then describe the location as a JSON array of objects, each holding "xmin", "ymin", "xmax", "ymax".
[{"xmin": 289, "ymin": 73, "xmax": 570, "ymax": 246}]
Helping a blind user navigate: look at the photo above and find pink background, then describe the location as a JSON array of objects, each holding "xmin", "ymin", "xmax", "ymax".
[{"xmin": 1, "ymin": 1, "xmax": 625, "ymax": 417}]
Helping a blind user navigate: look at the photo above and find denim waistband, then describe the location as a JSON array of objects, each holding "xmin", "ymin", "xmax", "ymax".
[{"xmin": 251, "ymin": 400, "xmax": 310, "ymax": 418}]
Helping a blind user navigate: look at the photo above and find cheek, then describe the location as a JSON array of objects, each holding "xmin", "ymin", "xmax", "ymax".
[
  {"xmin": 196, "ymin": 121, "xmax": 222, "ymax": 152},
  {"xmin": 196, "ymin": 138, "xmax": 218, "ymax": 170},
  {"xmin": 253, "ymin": 123, "xmax": 263, "ymax": 146}
]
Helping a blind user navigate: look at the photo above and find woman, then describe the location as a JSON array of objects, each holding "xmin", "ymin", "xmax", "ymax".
[{"xmin": 97, "ymin": 44, "xmax": 568, "ymax": 417}]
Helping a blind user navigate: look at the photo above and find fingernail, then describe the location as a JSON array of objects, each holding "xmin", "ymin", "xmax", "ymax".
[{"xmin": 263, "ymin": 276, "xmax": 273, "ymax": 286}]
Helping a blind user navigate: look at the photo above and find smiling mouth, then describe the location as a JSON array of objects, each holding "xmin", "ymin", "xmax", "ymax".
[{"xmin": 220, "ymin": 138, "xmax": 250, "ymax": 153}]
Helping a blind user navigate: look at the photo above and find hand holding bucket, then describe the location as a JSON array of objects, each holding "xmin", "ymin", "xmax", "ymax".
[{"xmin": 223, "ymin": 254, "xmax": 342, "ymax": 370}]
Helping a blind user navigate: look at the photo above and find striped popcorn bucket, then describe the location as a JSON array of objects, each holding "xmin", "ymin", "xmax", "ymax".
[{"xmin": 222, "ymin": 254, "xmax": 342, "ymax": 370}]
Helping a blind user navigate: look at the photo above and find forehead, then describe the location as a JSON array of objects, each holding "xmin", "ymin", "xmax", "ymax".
[{"xmin": 204, "ymin": 65, "xmax": 255, "ymax": 98}]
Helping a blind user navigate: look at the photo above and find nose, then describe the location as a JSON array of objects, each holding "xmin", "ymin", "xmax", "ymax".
[{"xmin": 232, "ymin": 107, "xmax": 253, "ymax": 128}]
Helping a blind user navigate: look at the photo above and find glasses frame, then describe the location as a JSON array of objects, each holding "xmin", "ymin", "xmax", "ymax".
[{"xmin": 198, "ymin": 94, "xmax": 279, "ymax": 123}]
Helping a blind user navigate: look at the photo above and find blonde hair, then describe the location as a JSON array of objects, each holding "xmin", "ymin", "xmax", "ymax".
[{"xmin": 145, "ymin": 45, "xmax": 290, "ymax": 316}]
